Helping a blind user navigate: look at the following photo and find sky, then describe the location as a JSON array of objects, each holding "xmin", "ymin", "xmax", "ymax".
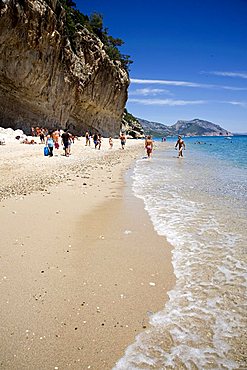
[{"xmin": 77, "ymin": 0, "xmax": 247, "ymax": 133}]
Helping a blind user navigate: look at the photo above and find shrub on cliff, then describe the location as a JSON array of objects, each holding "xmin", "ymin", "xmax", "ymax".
[{"xmin": 58, "ymin": 0, "xmax": 133, "ymax": 71}]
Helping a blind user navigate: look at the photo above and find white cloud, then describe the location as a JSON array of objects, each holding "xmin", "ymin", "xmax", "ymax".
[
  {"xmin": 128, "ymin": 88, "xmax": 173, "ymax": 96},
  {"xmin": 205, "ymin": 71, "xmax": 247, "ymax": 79},
  {"xmin": 131, "ymin": 78, "xmax": 202, "ymax": 87},
  {"xmin": 128, "ymin": 98, "xmax": 206, "ymax": 106},
  {"xmin": 220, "ymin": 86, "xmax": 247, "ymax": 91},
  {"xmin": 130, "ymin": 78, "xmax": 247, "ymax": 91},
  {"xmin": 128, "ymin": 97, "xmax": 247, "ymax": 107},
  {"xmin": 225, "ymin": 101, "xmax": 247, "ymax": 107}
]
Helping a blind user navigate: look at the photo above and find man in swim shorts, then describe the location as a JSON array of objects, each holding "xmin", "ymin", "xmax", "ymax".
[
  {"xmin": 175, "ymin": 135, "xmax": 186, "ymax": 158},
  {"xmin": 61, "ymin": 129, "xmax": 71, "ymax": 157},
  {"xmin": 119, "ymin": 133, "xmax": 126, "ymax": 149}
]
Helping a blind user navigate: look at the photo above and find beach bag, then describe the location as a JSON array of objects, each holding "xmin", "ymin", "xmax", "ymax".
[{"xmin": 44, "ymin": 146, "xmax": 49, "ymax": 156}]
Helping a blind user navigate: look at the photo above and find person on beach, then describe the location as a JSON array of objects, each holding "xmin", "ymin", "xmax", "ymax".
[
  {"xmin": 119, "ymin": 132, "xmax": 126, "ymax": 149},
  {"xmin": 175, "ymin": 135, "xmax": 186, "ymax": 158},
  {"xmin": 93, "ymin": 133, "xmax": 98, "ymax": 149},
  {"xmin": 97, "ymin": 134, "xmax": 102, "ymax": 150},
  {"xmin": 145, "ymin": 135, "xmax": 153, "ymax": 158},
  {"xmin": 71, "ymin": 134, "xmax": 77, "ymax": 144},
  {"xmin": 61, "ymin": 129, "xmax": 71, "ymax": 157},
  {"xmin": 36, "ymin": 127, "xmax": 41, "ymax": 137},
  {"xmin": 68, "ymin": 137, "xmax": 72, "ymax": 155},
  {"xmin": 109, "ymin": 137, "xmax": 113, "ymax": 149},
  {"xmin": 39, "ymin": 129, "xmax": 45, "ymax": 144},
  {"xmin": 46, "ymin": 135, "xmax": 54, "ymax": 157},
  {"xmin": 85, "ymin": 131, "xmax": 90, "ymax": 146},
  {"xmin": 22, "ymin": 138, "xmax": 37, "ymax": 144},
  {"xmin": 53, "ymin": 129, "xmax": 60, "ymax": 149}
]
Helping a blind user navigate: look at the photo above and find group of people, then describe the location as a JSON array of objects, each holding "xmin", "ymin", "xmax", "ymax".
[
  {"xmin": 30, "ymin": 127, "xmax": 186, "ymax": 159},
  {"xmin": 144, "ymin": 135, "xmax": 186, "ymax": 159},
  {"xmin": 45, "ymin": 129, "xmax": 74, "ymax": 157},
  {"xmin": 39, "ymin": 129, "xmax": 129, "ymax": 157},
  {"xmin": 31, "ymin": 126, "xmax": 50, "ymax": 144},
  {"xmin": 84, "ymin": 131, "xmax": 126, "ymax": 150},
  {"xmin": 25, "ymin": 127, "xmax": 75, "ymax": 157}
]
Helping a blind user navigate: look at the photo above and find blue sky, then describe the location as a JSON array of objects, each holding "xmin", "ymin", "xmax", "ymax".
[{"xmin": 78, "ymin": 0, "xmax": 247, "ymax": 132}]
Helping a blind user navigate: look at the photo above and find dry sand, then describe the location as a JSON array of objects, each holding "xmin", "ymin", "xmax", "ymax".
[{"xmin": 0, "ymin": 137, "xmax": 175, "ymax": 369}]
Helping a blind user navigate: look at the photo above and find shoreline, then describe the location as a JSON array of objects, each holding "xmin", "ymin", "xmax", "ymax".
[{"xmin": 0, "ymin": 138, "xmax": 175, "ymax": 369}]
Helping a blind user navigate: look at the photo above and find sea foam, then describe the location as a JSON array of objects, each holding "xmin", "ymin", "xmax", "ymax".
[{"xmin": 114, "ymin": 139, "xmax": 247, "ymax": 369}]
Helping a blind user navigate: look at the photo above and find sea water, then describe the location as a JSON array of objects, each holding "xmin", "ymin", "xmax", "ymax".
[{"xmin": 114, "ymin": 136, "xmax": 247, "ymax": 369}]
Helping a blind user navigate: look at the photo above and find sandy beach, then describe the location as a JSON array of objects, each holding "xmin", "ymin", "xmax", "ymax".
[{"xmin": 0, "ymin": 137, "xmax": 174, "ymax": 369}]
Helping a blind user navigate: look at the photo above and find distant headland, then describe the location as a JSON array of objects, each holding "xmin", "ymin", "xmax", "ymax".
[{"xmin": 137, "ymin": 118, "xmax": 232, "ymax": 137}]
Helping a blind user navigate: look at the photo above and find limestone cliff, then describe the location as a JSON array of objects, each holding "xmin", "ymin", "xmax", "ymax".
[
  {"xmin": 0, "ymin": 0, "xmax": 129, "ymax": 135},
  {"xmin": 121, "ymin": 109, "xmax": 144, "ymax": 138}
]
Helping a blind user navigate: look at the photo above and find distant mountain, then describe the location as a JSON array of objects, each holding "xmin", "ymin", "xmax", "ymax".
[
  {"xmin": 171, "ymin": 119, "xmax": 232, "ymax": 136},
  {"xmin": 137, "ymin": 118, "xmax": 232, "ymax": 137},
  {"xmin": 137, "ymin": 118, "xmax": 173, "ymax": 137}
]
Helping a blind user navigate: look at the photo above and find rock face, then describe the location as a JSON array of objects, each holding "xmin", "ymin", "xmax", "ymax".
[
  {"xmin": 0, "ymin": 0, "xmax": 129, "ymax": 135},
  {"xmin": 121, "ymin": 110, "xmax": 144, "ymax": 138}
]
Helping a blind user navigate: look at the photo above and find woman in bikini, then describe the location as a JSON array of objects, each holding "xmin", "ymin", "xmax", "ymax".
[{"xmin": 145, "ymin": 135, "xmax": 153, "ymax": 158}]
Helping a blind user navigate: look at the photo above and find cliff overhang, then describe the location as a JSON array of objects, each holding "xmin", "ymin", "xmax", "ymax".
[{"xmin": 0, "ymin": 0, "xmax": 129, "ymax": 135}]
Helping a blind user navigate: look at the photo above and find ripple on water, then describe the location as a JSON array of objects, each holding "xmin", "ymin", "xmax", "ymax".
[{"xmin": 114, "ymin": 146, "xmax": 247, "ymax": 369}]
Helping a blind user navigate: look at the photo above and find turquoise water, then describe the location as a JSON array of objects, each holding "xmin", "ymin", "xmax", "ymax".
[
  {"xmin": 165, "ymin": 135, "xmax": 247, "ymax": 169},
  {"xmin": 115, "ymin": 136, "xmax": 247, "ymax": 369}
]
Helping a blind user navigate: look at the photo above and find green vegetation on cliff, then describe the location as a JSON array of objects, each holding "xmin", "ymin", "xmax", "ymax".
[
  {"xmin": 121, "ymin": 109, "xmax": 144, "ymax": 138},
  {"xmin": 58, "ymin": 0, "xmax": 133, "ymax": 71}
]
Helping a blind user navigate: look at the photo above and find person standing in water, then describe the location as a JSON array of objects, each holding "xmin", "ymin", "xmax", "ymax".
[
  {"xmin": 175, "ymin": 135, "xmax": 186, "ymax": 158},
  {"xmin": 145, "ymin": 135, "xmax": 153, "ymax": 158}
]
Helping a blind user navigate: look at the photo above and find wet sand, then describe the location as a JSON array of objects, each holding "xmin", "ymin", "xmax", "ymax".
[{"xmin": 0, "ymin": 137, "xmax": 175, "ymax": 369}]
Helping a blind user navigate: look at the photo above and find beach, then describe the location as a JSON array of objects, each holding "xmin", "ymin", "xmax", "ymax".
[{"xmin": 0, "ymin": 137, "xmax": 175, "ymax": 369}]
